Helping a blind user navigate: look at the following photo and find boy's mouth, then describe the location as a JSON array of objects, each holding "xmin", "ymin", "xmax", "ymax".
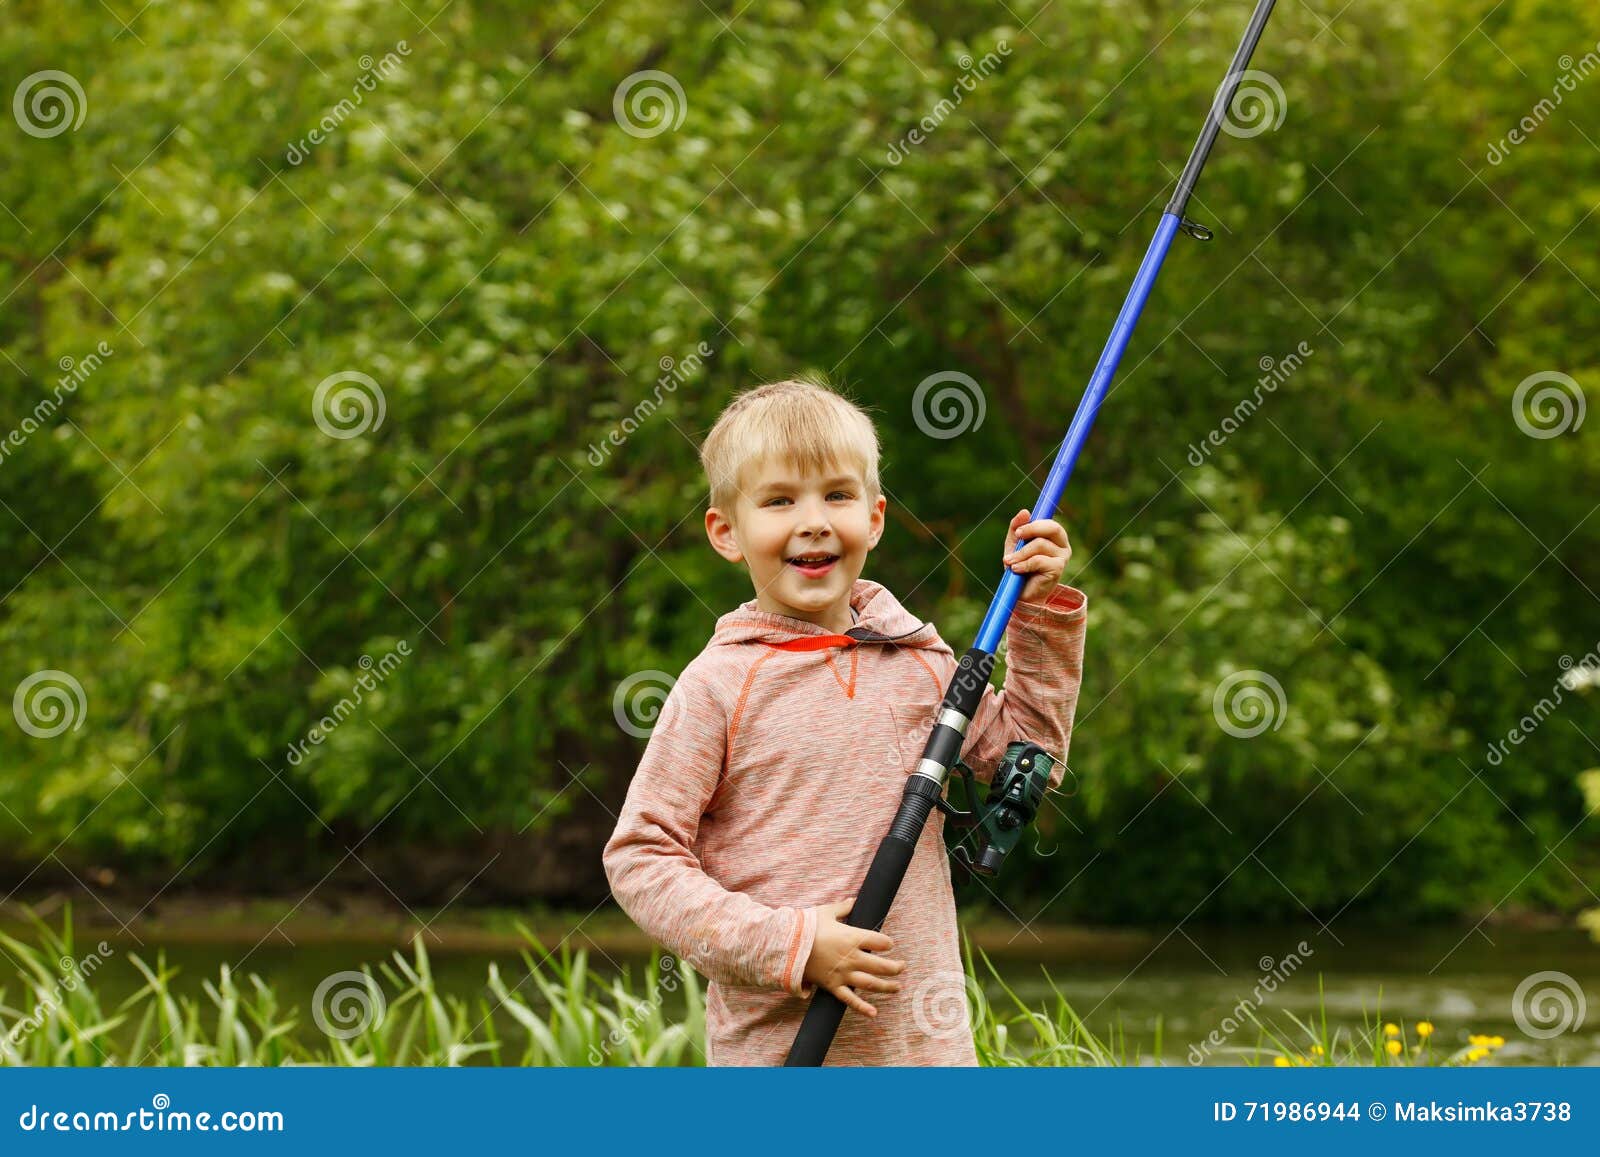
[{"xmin": 785, "ymin": 552, "xmax": 839, "ymax": 578}]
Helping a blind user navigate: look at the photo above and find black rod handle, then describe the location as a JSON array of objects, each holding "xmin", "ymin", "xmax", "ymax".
[{"xmin": 783, "ymin": 777, "xmax": 940, "ymax": 1065}]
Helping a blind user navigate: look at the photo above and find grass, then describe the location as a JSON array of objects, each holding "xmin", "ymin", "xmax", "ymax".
[{"xmin": 0, "ymin": 906, "xmax": 1509, "ymax": 1066}]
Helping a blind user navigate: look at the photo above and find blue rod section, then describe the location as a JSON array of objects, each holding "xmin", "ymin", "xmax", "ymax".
[{"xmin": 974, "ymin": 210, "xmax": 1184, "ymax": 654}]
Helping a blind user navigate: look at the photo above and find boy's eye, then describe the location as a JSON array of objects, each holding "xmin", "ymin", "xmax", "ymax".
[{"xmin": 760, "ymin": 491, "xmax": 852, "ymax": 506}]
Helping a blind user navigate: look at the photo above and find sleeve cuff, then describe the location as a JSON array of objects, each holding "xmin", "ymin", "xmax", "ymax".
[
  {"xmin": 1011, "ymin": 582, "xmax": 1087, "ymax": 621},
  {"xmin": 781, "ymin": 906, "xmax": 818, "ymax": 998}
]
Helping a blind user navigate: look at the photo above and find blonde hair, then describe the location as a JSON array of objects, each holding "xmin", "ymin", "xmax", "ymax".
[{"xmin": 699, "ymin": 375, "xmax": 881, "ymax": 519}]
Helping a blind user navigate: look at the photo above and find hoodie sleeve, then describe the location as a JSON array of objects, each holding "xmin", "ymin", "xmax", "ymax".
[
  {"xmin": 960, "ymin": 583, "xmax": 1087, "ymax": 790},
  {"xmin": 601, "ymin": 660, "xmax": 819, "ymax": 999}
]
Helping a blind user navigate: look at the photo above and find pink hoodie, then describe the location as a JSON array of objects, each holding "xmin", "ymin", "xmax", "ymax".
[{"xmin": 602, "ymin": 577, "xmax": 1088, "ymax": 1065}]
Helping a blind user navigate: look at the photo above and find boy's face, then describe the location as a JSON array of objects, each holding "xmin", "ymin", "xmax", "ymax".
[{"xmin": 706, "ymin": 456, "xmax": 886, "ymax": 631}]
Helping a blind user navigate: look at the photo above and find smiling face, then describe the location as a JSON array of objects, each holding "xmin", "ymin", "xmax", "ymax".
[{"xmin": 705, "ymin": 454, "xmax": 886, "ymax": 633}]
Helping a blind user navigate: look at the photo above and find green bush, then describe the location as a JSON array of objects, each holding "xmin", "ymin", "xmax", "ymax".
[{"xmin": 0, "ymin": 0, "xmax": 1595, "ymax": 921}]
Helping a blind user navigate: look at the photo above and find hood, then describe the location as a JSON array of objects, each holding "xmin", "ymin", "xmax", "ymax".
[{"xmin": 709, "ymin": 579, "xmax": 942, "ymax": 649}]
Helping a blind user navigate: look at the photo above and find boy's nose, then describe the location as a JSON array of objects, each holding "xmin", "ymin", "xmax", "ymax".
[{"xmin": 796, "ymin": 499, "xmax": 832, "ymax": 531}]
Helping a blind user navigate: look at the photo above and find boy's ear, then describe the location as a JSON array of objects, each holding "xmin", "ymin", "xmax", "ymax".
[
  {"xmin": 705, "ymin": 507, "xmax": 743, "ymax": 563},
  {"xmin": 868, "ymin": 492, "xmax": 887, "ymax": 549}
]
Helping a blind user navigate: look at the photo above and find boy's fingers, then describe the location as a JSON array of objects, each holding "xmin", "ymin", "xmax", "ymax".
[
  {"xmin": 853, "ymin": 950, "xmax": 904, "ymax": 975},
  {"xmin": 1005, "ymin": 509, "xmax": 1030, "ymax": 552},
  {"xmin": 1015, "ymin": 519, "xmax": 1068, "ymax": 544},
  {"xmin": 833, "ymin": 986, "xmax": 877, "ymax": 1017},
  {"xmin": 858, "ymin": 929, "xmax": 893, "ymax": 953},
  {"xmin": 847, "ymin": 970, "xmax": 902, "ymax": 993}
]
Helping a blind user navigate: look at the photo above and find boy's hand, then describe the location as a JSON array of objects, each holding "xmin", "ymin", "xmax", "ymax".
[
  {"xmin": 801, "ymin": 898, "xmax": 905, "ymax": 1017},
  {"xmin": 1003, "ymin": 508, "xmax": 1073, "ymax": 604}
]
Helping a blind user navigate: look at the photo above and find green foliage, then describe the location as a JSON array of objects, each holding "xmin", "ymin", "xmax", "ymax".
[
  {"xmin": 0, "ymin": 908, "xmax": 1512, "ymax": 1066},
  {"xmin": 0, "ymin": 0, "xmax": 1596, "ymax": 922}
]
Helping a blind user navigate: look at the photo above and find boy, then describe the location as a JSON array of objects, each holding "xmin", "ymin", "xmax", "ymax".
[{"xmin": 602, "ymin": 377, "xmax": 1088, "ymax": 1065}]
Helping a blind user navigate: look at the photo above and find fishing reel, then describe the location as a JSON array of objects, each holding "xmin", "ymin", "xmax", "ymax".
[{"xmin": 934, "ymin": 740, "xmax": 1056, "ymax": 880}]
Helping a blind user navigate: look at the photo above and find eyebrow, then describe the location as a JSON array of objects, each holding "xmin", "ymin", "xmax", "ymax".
[{"xmin": 752, "ymin": 475, "xmax": 860, "ymax": 495}]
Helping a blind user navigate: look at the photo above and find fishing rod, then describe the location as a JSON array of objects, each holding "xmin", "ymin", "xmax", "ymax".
[{"xmin": 785, "ymin": 0, "xmax": 1280, "ymax": 1066}]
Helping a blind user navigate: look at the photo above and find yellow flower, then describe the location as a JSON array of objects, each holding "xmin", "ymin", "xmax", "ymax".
[
  {"xmin": 1296, "ymin": 1055, "xmax": 1311, "ymax": 1066},
  {"xmin": 1385, "ymin": 1039, "xmax": 1402, "ymax": 1056},
  {"xmin": 1465, "ymin": 1047, "xmax": 1488, "ymax": 1062},
  {"xmin": 1416, "ymin": 1021, "xmax": 1434, "ymax": 1038},
  {"xmin": 1311, "ymin": 1044, "xmax": 1325, "ymax": 1056},
  {"xmin": 1489, "ymin": 1035, "xmax": 1505, "ymax": 1048},
  {"xmin": 1273, "ymin": 1056, "xmax": 1292, "ymax": 1067},
  {"xmin": 1383, "ymin": 1022, "xmax": 1400, "ymax": 1037},
  {"xmin": 1468, "ymin": 1033, "xmax": 1488, "ymax": 1046}
]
